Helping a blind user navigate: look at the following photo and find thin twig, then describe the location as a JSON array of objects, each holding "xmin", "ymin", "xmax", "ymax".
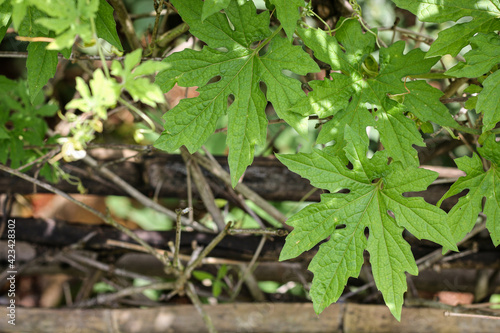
[
  {"xmin": 185, "ymin": 159, "xmax": 194, "ymax": 224},
  {"xmin": 228, "ymin": 228, "xmax": 288, "ymax": 237},
  {"xmin": 76, "ymin": 281, "xmax": 175, "ymax": 307},
  {"xmin": 15, "ymin": 148, "xmax": 60, "ymax": 172},
  {"xmin": 0, "ymin": 163, "xmax": 168, "ymax": 265},
  {"xmin": 100, "ymin": 148, "xmax": 150, "ymax": 169},
  {"xmin": 440, "ymin": 96, "xmax": 470, "ymax": 103},
  {"xmin": 173, "ymin": 208, "xmax": 190, "ymax": 270},
  {"xmin": 379, "ymin": 26, "xmax": 434, "ymax": 42},
  {"xmin": 179, "ymin": 223, "xmax": 232, "ymax": 287},
  {"xmin": 82, "ymin": 154, "xmax": 210, "ymax": 232},
  {"xmin": 180, "ymin": 146, "xmax": 225, "ymax": 230},
  {"xmin": 65, "ymin": 252, "xmax": 158, "ymax": 282},
  {"xmin": 186, "ymin": 282, "xmax": 218, "ymax": 333},
  {"xmin": 191, "ymin": 152, "xmax": 289, "ymax": 229},
  {"xmin": 148, "ymin": 0, "xmax": 165, "ymax": 56},
  {"xmin": 416, "ymin": 221, "xmax": 486, "ymax": 272},
  {"xmin": 230, "ymin": 235, "xmax": 267, "ymax": 301},
  {"xmin": 0, "ymin": 230, "xmax": 97, "ymax": 282},
  {"xmin": 106, "ymin": 239, "xmax": 247, "ymax": 265}
]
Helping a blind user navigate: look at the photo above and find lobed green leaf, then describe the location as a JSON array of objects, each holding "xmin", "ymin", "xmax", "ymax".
[
  {"xmin": 155, "ymin": 0, "xmax": 319, "ymax": 187},
  {"xmin": 391, "ymin": 0, "xmax": 500, "ymax": 57},
  {"xmin": 268, "ymin": 0, "xmax": 304, "ymax": 40},
  {"xmin": 476, "ymin": 70, "xmax": 500, "ymax": 132},
  {"xmin": 278, "ymin": 127, "xmax": 456, "ymax": 319},
  {"xmin": 439, "ymin": 135, "xmax": 500, "ymax": 247},
  {"xmin": 297, "ymin": 21, "xmax": 440, "ymax": 168}
]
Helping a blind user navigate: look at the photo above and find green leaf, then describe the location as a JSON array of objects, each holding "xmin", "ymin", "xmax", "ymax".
[
  {"xmin": 201, "ymin": 0, "xmax": 231, "ymax": 21},
  {"xmin": 35, "ymin": 103, "xmax": 58, "ymax": 117},
  {"xmin": 111, "ymin": 49, "xmax": 168, "ymax": 107},
  {"xmin": 0, "ymin": 2, "xmax": 11, "ymax": 43},
  {"xmin": 18, "ymin": 5, "xmax": 49, "ymax": 37},
  {"xmin": 95, "ymin": 0, "xmax": 123, "ymax": 51},
  {"xmin": 446, "ymin": 33, "xmax": 500, "ymax": 78},
  {"xmin": 192, "ymin": 270, "xmax": 215, "ymax": 281},
  {"xmin": 391, "ymin": 0, "xmax": 500, "ymax": 57},
  {"xmin": 0, "ymin": 78, "xmax": 57, "ymax": 167},
  {"xmin": 391, "ymin": 0, "xmax": 500, "ymax": 23},
  {"xmin": 476, "ymin": 70, "xmax": 500, "ymax": 131},
  {"xmin": 33, "ymin": 0, "xmax": 99, "ymax": 50},
  {"xmin": 295, "ymin": 26, "xmax": 350, "ymax": 73},
  {"xmin": 11, "ymin": 0, "xmax": 27, "ymax": 30},
  {"xmin": 155, "ymin": 0, "xmax": 319, "ymax": 187},
  {"xmin": 66, "ymin": 69, "xmax": 118, "ymax": 119},
  {"xmin": 374, "ymin": 100, "xmax": 424, "ymax": 168},
  {"xmin": 277, "ymin": 126, "xmax": 456, "ymax": 320},
  {"xmin": 269, "ymin": 0, "xmax": 304, "ymax": 40},
  {"xmin": 427, "ymin": 17, "xmax": 500, "ymax": 58},
  {"xmin": 438, "ymin": 135, "xmax": 500, "ymax": 247},
  {"xmin": 295, "ymin": 75, "xmax": 352, "ymax": 118},
  {"xmin": 133, "ymin": 60, "xmax": 169, "ymax": 77},
  {"xmin": 26, "ymin": 42, "xmax": 58, "ymax": 102},
  {"xmin": 402, "ymin": 81, "xmax": 457, "ymax": 127},
  {"xmin": 296, "ymin": 20, "xmax": 436, "ymax": 168}
]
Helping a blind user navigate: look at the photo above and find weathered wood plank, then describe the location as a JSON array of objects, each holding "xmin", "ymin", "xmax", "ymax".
[{"xmin": 2, "ymin": 303, "xmax": 498, "ymax": 333}]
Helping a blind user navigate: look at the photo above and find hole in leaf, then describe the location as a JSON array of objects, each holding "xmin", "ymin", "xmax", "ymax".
[
  {"xmin": 366, "ymin": 126, "xmax": 380, "ymax": 158},
  {"xmin": 302, "ymin": 82, "xmax": 313, "ymax": 92},
  {"xmin": 335, "ymin": 224, "xmax": 346, "ymax": 230},
  {"xmin": 281, "ymin": 69, "xmax": 294, "ymax": 78},
  {"xmin": 223, "ymin": 11, "xmax": 235, "ymax": 31},
  {"xmin": 227, "ymin": 94, "xmax": 235, "ymax": 108},
  {"xmin": 250, "ymin": 41, "xmax": 261, "ymax": 49},
  {"xmin": 387, "ymin": 210, "xmax": 395, "ymax": 219},
  {"xmin": 215, "ymin": 47, "xmax": 229, "ymax": 52},
  {"xmin": 207, "ymin": 75, "xmax": 221, "ymax": 85},
  {"xmin": 429, "ymin": 189, "xmax": 468, "ymax": 210},
  {"xmin": 259, "ymin": 81, "xmax": 267, "ymax": 97}
]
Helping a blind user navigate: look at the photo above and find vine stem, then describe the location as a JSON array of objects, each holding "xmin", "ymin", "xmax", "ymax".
[
  {"xmin": 108, "ymin": 0, "xmax": 142, "ymax": 51},
  {"xmin": 379, "ymin": 26, "xmax": 434, "ymax": 42},
  {"xmin": 88, "ymin": 0, "xmax": 110, "ymax": 79},
  {"xmin": 148, "ymin": 0, "xmax": 166, "ymax": 56},
  {"xmin": 255, "ymin": 25, "xmax": 283, "ymax": 54},
  {"xmin": 118, "ymin": 97, "xmax": 156, "ymax": 132}
]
